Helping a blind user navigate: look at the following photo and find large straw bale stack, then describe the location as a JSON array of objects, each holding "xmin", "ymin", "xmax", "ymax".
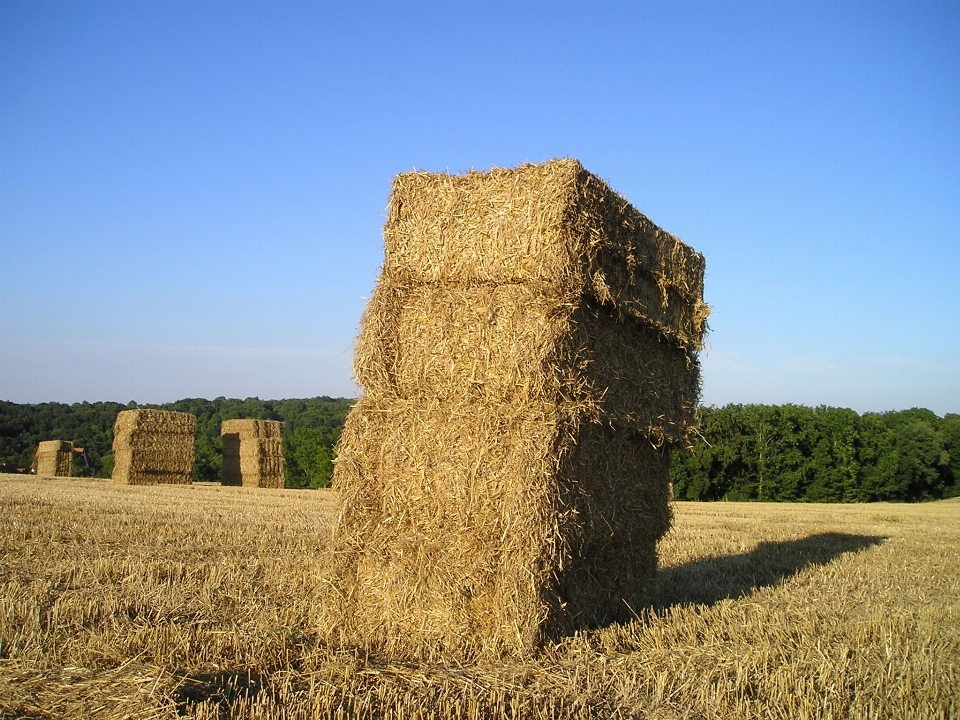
[
  {"xmin": 36, "ymin": 440, "xmax": 73, "ymax": 476},
  {"xmin": 221, "ymin": 419, "xmax": 285, "ymax": 488},
  {"xmin": 112, "ymin": 409, "xmax": 196, "ymax": 485},
  {"xmin": 329, "ymin": 159, "xmax": 708, "ymax": 661}
]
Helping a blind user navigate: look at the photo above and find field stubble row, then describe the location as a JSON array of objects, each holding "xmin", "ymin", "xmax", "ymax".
[{"xmin": 1, "ymin": 475, "xmax": 957, "ymax": 719}]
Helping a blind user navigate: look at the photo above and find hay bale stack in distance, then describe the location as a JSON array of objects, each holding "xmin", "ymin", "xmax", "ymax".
[
  {"xmin": 220, "ymin": 419, "xmax": 285, "ymax": 488},
  {"xmin": 36, "ymin": 440, "xmax": 73, "ymax": 476},
  {"xmin": 330, "ymin": 158, "xmax": 709, "ymax": 661},
  {"xmin": 112, "ymin": 409, "xmax": 196, "ymax": 485}
]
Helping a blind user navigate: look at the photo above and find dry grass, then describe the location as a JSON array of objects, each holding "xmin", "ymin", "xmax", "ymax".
[{"xmin": 1, "ymin": 474, "xmax": 957, "ymax": 719}]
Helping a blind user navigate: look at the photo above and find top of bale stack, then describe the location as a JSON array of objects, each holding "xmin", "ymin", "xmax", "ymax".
[
  {"xmin": 37, "ymin": 440, "xmax": 73, "ymax": 453},
  {"xmin": 380, "ymin": 158, "xmax": 708, "ymax": 350},
  {"xmin": 220, "ymin": 419, "xmax": 282, "ymax": 439},
  {"xmin": 114, "ymin": 409, "xmax": 196, "ymax": 436}
]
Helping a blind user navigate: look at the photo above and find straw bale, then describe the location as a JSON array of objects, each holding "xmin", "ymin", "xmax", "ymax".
[
  {"xmin": 112, "ymin": 409, "xmax": 195, "ymax": 486},
  {"xmin": 221, "ymin": 419, "xmax": 285, "ymax": 488},
  {"xmin": 221, "ymin": 419, "xmax": 282, "ymax": 440},
  {"xmin": 36, "ymin": 440, "xmax": 73, "ymax": 477},
  {"xmin": 330, "ymin": 159, "xmax": 708, "ymax": 661},
  {"xmin": 330, "ymin": 398, "xmax": 672, "ymax": 659},
  {"xmin": 380, "ymin": 158, "xmax": 708, "ymax": 351},
  {"xmin": 355, "ymin": 282, "xmax": 699, "ymax": 446}
]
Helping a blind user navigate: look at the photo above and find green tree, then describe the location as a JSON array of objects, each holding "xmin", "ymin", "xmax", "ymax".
[
  {"xmin": 96, "ymin": 453, "xmax": 115, "ymax": 479},
  {"xmin": 880, "ymin": 409, "xmax": 950, "ymax": 500},
  {"xmin": 285, "ymin": 427, "xmax": 335, "ymax": 488},
  {"xmin": 671, "ymin": 403, "xmax": 955, "ymax": 504},
  {"xmin": 856, "ymin": 413, "xmax": 900, "ymax": 501},
  {"xmin": 940, "ymin": 414, "xmax": 960, "ymax": 498},
  {"xmin": 802, "ymin": 407, "xmax": 860, "ymax": 502},
  {"xmin": 672, "ymin": 405, "xmax": 753, "ymax": 500}
]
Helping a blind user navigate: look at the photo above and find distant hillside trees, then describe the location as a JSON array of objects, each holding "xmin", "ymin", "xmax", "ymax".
[{"xmin": 671, "ymin": 405, "xmax": 960, "ymax": 502}]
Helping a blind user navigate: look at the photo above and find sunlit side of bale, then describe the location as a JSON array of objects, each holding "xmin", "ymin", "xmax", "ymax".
[{"xmin": 112, "ymin": 409, "xmax": 196, "ymax": 486}]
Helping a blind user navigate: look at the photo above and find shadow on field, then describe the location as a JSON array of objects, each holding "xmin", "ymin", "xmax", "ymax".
[
  {"xmin": 656, "ymin": 532, "xmax": 886, "ymax": 610},
  {"xmin": 172, "ymin": 669, "xmax": 273, "ymax": 718}
]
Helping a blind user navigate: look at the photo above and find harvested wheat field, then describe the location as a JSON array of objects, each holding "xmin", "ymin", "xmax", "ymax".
[{"xmin": 0, "ymin": 475, "xmax": 957, "ymax": 719}]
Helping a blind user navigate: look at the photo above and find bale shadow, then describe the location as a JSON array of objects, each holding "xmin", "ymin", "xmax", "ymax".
[
  {"xmin": 172, "ymin": 669, "xmax": 272, "ymax": 718},
  {"xmin": 656, "ymin": 532, "xmax": 886, "ymax": 610}
]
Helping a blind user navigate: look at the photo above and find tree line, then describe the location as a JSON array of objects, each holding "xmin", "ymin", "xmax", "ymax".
[
  {"xmin": 1, "ymin": 399, "xmax": 957, "ymax": 501},
  {"xmin": 0, "ymin": 397, "xmax": 353, "ymax": 488},
  {"xmin": 671, "ymin": 405, "xmax": 960, "ymax": 502}
]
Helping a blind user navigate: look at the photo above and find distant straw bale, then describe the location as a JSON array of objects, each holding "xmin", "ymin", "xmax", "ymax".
[
  {"xmin": 36, "ymin": 440, "xmax": 73, "ymax": 477},
  {"xmin": 112, "ymin": 409, "xmax": 195, "ymax": 485},
  {"xmin": 329, "ymin": 158, "xmax": 708, "ymax": 662},
  {"xmin": 221, "ymin": 419, "xmax": 285, "ymax": 489}
]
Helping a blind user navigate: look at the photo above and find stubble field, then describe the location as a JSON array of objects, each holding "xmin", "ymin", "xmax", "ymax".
[{"xmin": 1, "ymin": 474, "xmax": 957, "ymax": 719}]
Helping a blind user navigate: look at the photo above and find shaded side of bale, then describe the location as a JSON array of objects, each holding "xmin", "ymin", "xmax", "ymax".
[
  {"xmin": 552, "ymin": 424, "xmax": 673, "ymax": 631},
  {"xmin": 36, "ymin": 440, "xmax": 73, "ymax": 477},
  {"xmin": 221, "ymin": 432, "xmax": 243, "ymax": 486},
  {"xmin": 112, "ymin": 410, "xmax": 196, "ymax": 485},
  {"xmin": 220, "ymin": 419, "xmax": 284, "ymax": 488}
]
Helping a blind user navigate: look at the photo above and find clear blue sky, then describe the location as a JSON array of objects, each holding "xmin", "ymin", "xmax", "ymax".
[{"xmin": 1, "ymin": 1, "xmax": 958, "ymax": 415}]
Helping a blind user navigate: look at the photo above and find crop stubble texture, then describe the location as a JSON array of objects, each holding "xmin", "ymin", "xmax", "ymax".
[
  {"xmin": 221, "ymin": 419, "xmax": 285, "ymax": 488},
  {"xmin": 35, "ymin": 440, "xmax": 73, "ymax": 476},
  {"xmin": 111, "ymin": 409, "xmax": 196, "ymax": 486},
  {"xmin": 329, "ymin": 159, "xmax": 708, "ymax": 660}
]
